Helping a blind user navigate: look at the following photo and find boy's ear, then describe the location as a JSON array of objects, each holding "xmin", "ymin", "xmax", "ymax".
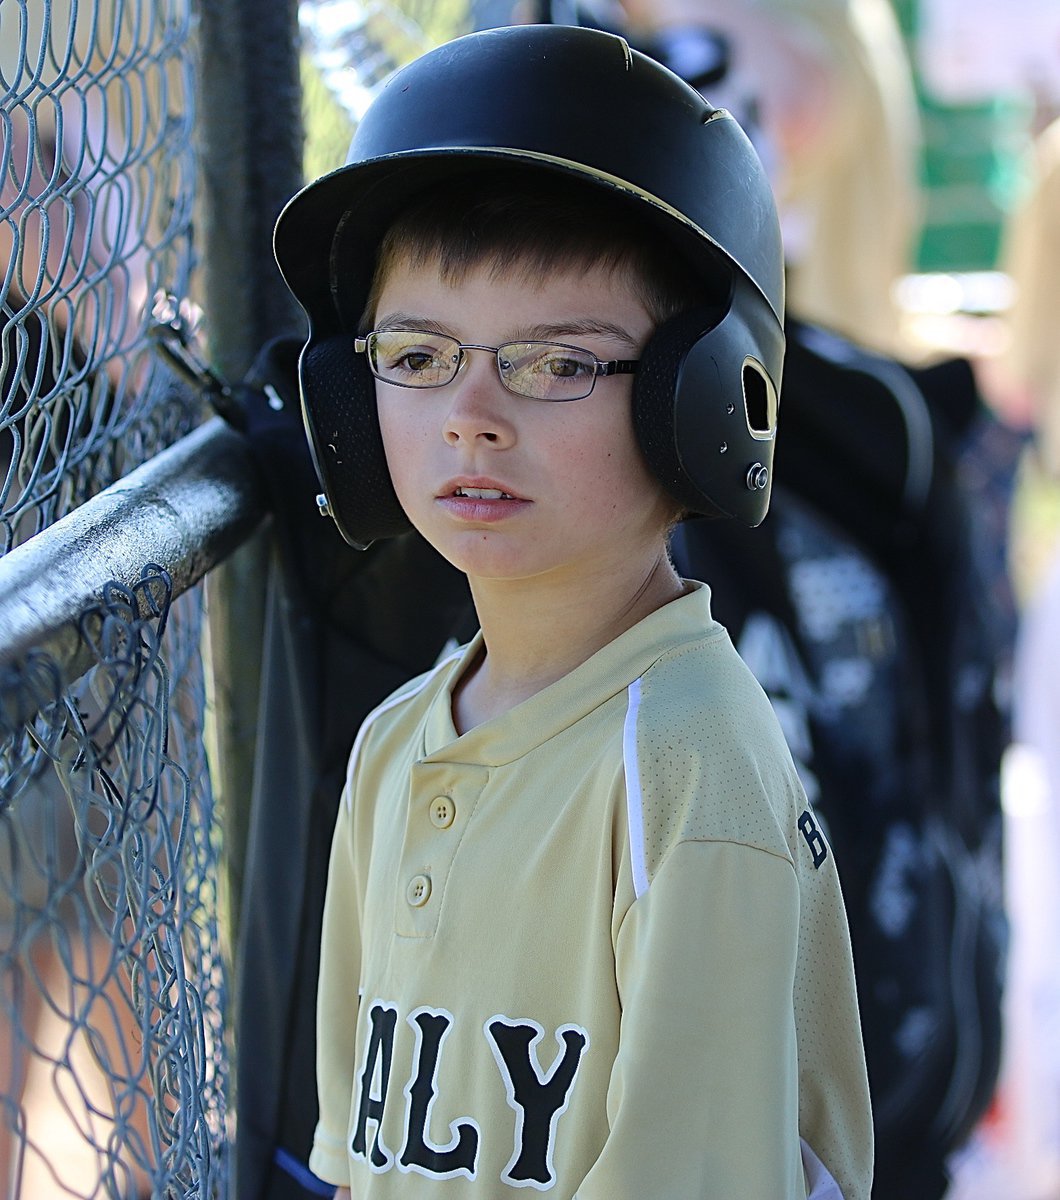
[{"xmin": 299, "ymin": 334, "xmax": 412, "ymax": 550}]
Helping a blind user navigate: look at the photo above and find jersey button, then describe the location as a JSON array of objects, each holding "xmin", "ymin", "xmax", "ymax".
[
  {"xmin": 429, "ymin": 796, "xmax": 455, "ymax": 829},
  {"xmin": 406, "ymin": 874, "xmax": 432, "ymax": 907}
]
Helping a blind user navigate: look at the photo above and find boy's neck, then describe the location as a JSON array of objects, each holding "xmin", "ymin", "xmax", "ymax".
[{"xmin": 451, "ymin": 553, "xmax": 686, "ymax": 735}]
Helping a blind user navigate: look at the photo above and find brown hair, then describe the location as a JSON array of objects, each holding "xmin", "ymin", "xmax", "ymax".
[{"xmin": 357, "ymin": 168, "xmax": 719, "ymax": 331}]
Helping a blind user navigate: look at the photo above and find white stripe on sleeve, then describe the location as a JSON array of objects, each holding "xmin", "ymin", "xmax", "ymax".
[{"xmin": 623, "ymin": 677, "xmax": 649, "ymax": 899}]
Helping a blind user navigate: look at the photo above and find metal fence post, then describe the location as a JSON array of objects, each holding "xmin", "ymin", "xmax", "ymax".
[{"xmin": 194, "ymin": 0, "xmax": 306, "ymax": 945}]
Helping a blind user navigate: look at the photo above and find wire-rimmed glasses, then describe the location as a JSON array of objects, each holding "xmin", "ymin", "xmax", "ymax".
[{"xmin": 355, "ymin": 328, "xmax": 639, "ymax": 401}]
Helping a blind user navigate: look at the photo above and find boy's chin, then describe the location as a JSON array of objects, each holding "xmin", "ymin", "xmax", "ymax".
[
  {"xmin": 439, "ymin": 552, "xmax": 537, "ymax": 585},
  {"xmin": 427, "ymin": 535, "xmax": 547, "ymax": 586}
]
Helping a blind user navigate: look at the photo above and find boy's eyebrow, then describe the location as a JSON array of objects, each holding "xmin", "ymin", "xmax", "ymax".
[
  {"xmin": 519, "ymin": 320, "xmax": 641, "ymax": 351},
  {"xmin": 374, "ymin": 314, "xmax": 641, "ymax": 352},
  {"xmin": 374, "ymin": 312, "xmax": 450, "ymax": 334}
]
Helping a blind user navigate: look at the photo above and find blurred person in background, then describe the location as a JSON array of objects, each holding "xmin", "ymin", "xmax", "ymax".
[
  {"xmin": 621, "ymin": 0, "xmax": 922, "ymax": 358},
  {"xmin": 999, "ymin": 116, "xmax": 1060, "ymax": 479},
  {"xmin": 966, "ymin": 112, "xmax": 1060, "ymax": 1199}
]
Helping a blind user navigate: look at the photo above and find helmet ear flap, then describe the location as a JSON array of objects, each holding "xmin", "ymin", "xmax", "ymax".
[
  {"xmin": 299, "ymin": 335, "xmax": 412, "ymax": 549},
  {"xmin": 633, "ymin": 307, "xmax": 731, "ymax": 520},
  {"xmin": 634, "ymin": 299, "xmax": 781, "ymax": 526}
]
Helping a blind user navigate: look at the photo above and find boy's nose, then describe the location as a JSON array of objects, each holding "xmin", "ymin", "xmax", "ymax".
[{"xmin": 441, "ymin": 356, "xmax": 516, "ymax": 448}]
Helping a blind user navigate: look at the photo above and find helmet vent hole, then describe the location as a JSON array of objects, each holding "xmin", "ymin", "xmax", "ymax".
[{"xmin": 742, "ymin": 360, "xmax": 777, "ymax": 439}]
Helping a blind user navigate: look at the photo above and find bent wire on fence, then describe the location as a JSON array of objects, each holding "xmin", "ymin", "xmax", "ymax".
[{"xmin": 0, "ymin": 0, "xmax": 246, "ymax": 1195}]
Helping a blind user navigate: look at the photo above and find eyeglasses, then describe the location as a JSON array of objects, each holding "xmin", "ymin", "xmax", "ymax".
[{"xmin": 355, "ymin": 329, "xmax": 639, "ymax": 402}]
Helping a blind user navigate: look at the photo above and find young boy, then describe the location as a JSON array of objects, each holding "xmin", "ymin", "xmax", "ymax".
[{"xmin": 273, "ymin": 23, "xmax": 872, "ymax": 1199}]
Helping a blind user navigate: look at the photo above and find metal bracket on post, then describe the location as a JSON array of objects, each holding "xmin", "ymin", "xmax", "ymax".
[{"xmin": 148, "ymin": 292, "xmax": 247, "ymax": 428}]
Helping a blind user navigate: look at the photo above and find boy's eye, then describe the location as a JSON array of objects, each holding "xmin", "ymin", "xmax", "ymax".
[
  {"xmin": 374, "ymin": 332, "xmax": 457, "ymax": 385},
  {"xmin": 547, "ymin": 355, "xmax": 586, "ymax": 378},
  {"xmin": 528, "ymin": 348, "xmax": 593, "ymax": 378},
  {"xmin": 396, "ymin": 350, "xmax": 439, "ymax": 373},
  {"xmin": 500, "ymin": 343, "xmax": 599, "ymax": 399}
]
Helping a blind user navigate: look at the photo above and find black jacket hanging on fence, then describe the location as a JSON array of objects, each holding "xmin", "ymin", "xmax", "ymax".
[{"xmin": 232, "ymin": 323, "xmax": 1009, "ymax": 1200}]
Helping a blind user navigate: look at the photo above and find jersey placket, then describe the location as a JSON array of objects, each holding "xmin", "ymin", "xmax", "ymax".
[{"xmin": 394, "ymin": 759, "xmax": 489, "ymax": 938}]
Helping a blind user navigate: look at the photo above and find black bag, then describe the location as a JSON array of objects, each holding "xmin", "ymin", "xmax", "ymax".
[{"xmin": 673, "ymin": 321, "xmax": 1009, "ymax": 1198}]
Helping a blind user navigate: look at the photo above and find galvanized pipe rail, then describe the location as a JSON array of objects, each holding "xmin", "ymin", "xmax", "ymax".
[{"xmin": 0, "ymin": 418, "xmax": 267, "ymax": 729}]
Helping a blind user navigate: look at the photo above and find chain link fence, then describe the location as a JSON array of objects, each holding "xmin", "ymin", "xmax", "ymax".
[
  {"xmin": 0, "ymin": 577, "xmax": 225, "ymax": 1199},
  {"xmin": 0, "ymin": 0, "xmax": 223, "ymax": 1195},
  {"xmin": 1, "ymin": 0, "xmax": 201, "ymax": 548}
]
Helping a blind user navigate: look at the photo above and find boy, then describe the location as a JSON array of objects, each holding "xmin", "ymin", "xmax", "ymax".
[{"xmin": 273, "ymin": 23, "xmax": 872, "ymax": 1199}]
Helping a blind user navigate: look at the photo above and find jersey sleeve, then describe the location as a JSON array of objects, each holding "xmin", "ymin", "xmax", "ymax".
[
  {"xmin": 574, "ymin": 838, "xmax": 811, "ymax": 1200},
  {"xmin": 308, "ymin": 762, "xmax": 361, "ymax": 1186}
]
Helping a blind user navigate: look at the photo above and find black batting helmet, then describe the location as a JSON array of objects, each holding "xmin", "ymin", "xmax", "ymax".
[{"xmin": 274, "ymin": 23, "xmax": 784, "ymax": 548}]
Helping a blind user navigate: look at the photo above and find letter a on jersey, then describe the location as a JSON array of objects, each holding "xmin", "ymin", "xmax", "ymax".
[{"xmin": 351, "ymin": 1002, "xmax": 399, "ymax": 1169}]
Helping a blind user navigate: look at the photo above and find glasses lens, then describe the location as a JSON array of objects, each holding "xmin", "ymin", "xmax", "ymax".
[
  {"xmin": 369, "ymin": 330, "xmax": 460, "ymax": 388},
  {"xmin": 500, "ymin": 343, "xmax": 597, "ymax": 400}
]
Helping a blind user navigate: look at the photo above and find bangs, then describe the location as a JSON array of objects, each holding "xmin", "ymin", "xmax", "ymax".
[{"xmin": 357, "ymin": 169, "xmax": 721, "ymax": 330}]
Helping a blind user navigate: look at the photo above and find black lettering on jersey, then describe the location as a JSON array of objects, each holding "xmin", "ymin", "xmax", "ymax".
[
  {"xmin": 351, "ymin": 1001, "xmax": 398, "ymax": 1170},
  {"xmin": 399, "ymin": 1007, "xmax": 480, "ymax": 1180},
  {"xmin": 486, "ymin": 1017, "xmax": 590, "ymax": 1190},
  {"xmin": 798, "ymin": 809, "xmax": 828, "ymax": 869}
]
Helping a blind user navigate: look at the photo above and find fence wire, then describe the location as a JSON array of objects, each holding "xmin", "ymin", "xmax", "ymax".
[
  {"xmin": 0, "ymin": 1, "xmax": 224, "ymax": 1197},
  {"xmin": 1, "ymin": 0, "xmax": 200, "ymax": 549}
]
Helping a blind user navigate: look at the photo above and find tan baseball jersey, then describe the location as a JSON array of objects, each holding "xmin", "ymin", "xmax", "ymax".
[{"xmin": 310, "ymin": 582, "xmax": 873, "ymax": 1198}]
